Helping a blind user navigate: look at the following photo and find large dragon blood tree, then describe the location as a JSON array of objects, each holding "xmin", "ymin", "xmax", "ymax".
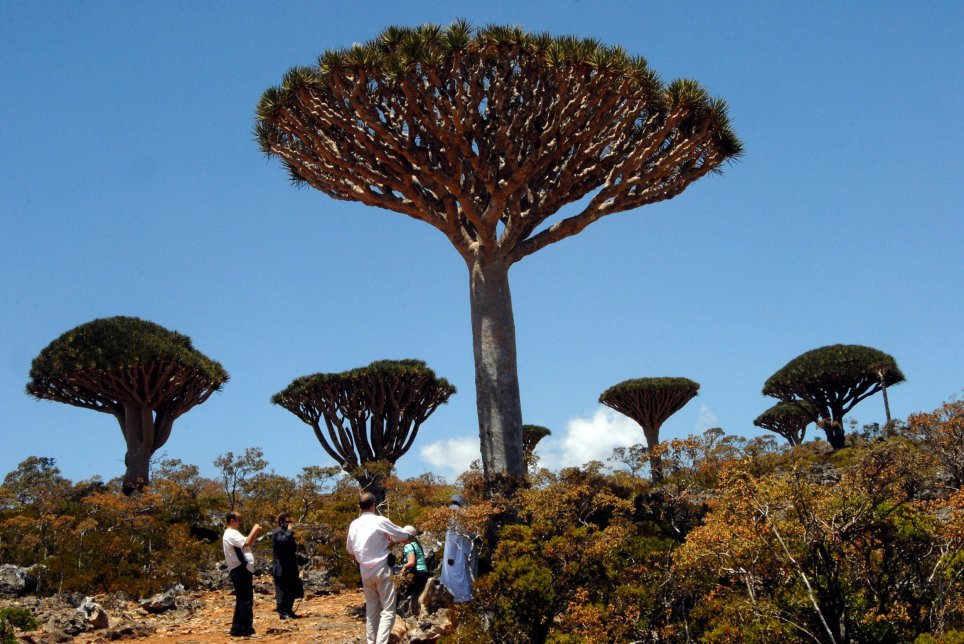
[
  {"xmin": 256, "ymin": 21, "xmax": 742, "ymax": 489},
  {"xmin": 599, "ymin": 377, "xmax": 700, "ymax": 482},
  {"xmin": 26, "ymin": 316, "xmax": 228, "ymax": 494},
  {"xmin": 272, "ymin": 359, "xmax": 455, "ymax": 502},
  {"xmin": 762, "ymin": 344, "xmax": 905, "ymax": 449}
]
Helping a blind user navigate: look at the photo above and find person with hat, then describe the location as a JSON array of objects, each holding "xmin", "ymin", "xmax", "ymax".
[
  {"xmin": 399, "ymin": 525, "xmax": 429, "ymax": 615},
  {"xmin": 439, "ymin": 494, "xmax": 476, "ymax": 603},
  {"xmin": 271, "ymin": 512, "xmax": 304, "ymax": 620}
]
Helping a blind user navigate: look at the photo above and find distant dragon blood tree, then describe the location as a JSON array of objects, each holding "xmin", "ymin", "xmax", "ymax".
[
  {"xmin": 762, "ymin": 344, "xmax": 905, "ymax": 449},
  {"xmin": 522, "ymin": 424, "xmax": 552, "ymax": 455},
  {"xmin": 754, "ymin": 401, "xmax": 815, "ymax": 446},
  {"xmin": 255, "ymin": 20, "xmax": 741, "ymax": 491},
  {"xmin": 599, "ymin": 377, "xmax": 699, "ymax": 482},
  {"xmin": 272, "ymin": 359, "xmax": 455, "ymax": 502},
  {"xmin": 26, "ymin": 316, "xmax": 228, "ymax": 494}
]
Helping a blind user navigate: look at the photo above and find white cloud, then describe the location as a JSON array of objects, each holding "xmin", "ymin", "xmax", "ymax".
[
  {"xmin": 537, "ymin": 406, "xmax": 642, "ymax": 470},
  {"xmin": 696, "ymin": 404, "xmax": 719, "ymax": 432},
  {"xmin": 419, "ymin": 436, "xmax": 481, "ymax": 481}
]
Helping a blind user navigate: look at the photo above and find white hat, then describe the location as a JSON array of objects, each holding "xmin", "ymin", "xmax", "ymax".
[{"xmin": 402, "ymin": 525, "xmax": 417, "ymax": 537}]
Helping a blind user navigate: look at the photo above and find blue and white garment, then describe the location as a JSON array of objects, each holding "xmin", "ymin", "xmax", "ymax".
[{"xmin": 439, "ymin": 514, "xmax": 476, "ymax": 602}]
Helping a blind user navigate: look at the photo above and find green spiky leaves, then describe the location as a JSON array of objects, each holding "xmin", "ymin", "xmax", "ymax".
[
  {"xmin": 254, "ymin": 20, "xmax": 742, "ymax": 265},
  {"xmin": 273, "ymin": 359, "xmax": 455, "ymax": 405},
  {"xmin": 600, "ymin": 377, "xmax": 701, "ymax": 402},
  {"xmin": 762, "ymin": 344, "xmax": 905, "ymax": 449},
  {"xmin": 763, "ymin": 345, "xmax": 905, "ymax": 400},
  {"xmin": 599, "ymin": 377, "xmax": 700, "ymax": 436},
  {"xmin": 272, "ymin": 359, "xmax": 455, "ymax": 471},
  {"xmin": 27, "ymin": 316, "xmax": 227, "ymax": 391},
  {"xmin": 255, "ymin": 20, "xmax": 741, "ymax": 158}
]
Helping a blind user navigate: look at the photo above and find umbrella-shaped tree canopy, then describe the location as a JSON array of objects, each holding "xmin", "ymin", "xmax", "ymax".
[
  {"xmin": 273, "ymin": 359, "xmax": 455, "ymax": 501},
  {"xmin": 600, "ymin": 377, "xmax": 699, "ymax": 481},
  {"xmin": 763, "ymin": 344, "xmax": 904, "ymax": 449},
  {"xmin": 754, "ymin": 401, "xmax": 817, "ymax": 446},
  {"xmin": 256, "ymin": 20, "xmax": 740, "ymax": 490},
  {"xmin": 27, "ymin": 316, "xmax": 228, "ymax": 494}
]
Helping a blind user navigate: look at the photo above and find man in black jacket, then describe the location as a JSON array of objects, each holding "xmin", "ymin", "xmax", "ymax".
[{"xmin": 271, "ymin": 513, "xmax": 304, "ymax": 619}]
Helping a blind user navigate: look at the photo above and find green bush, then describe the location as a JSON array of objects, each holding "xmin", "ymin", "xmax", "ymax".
[
  {"xmin": 0, "ymin": 607, "xmax": 39, "ymax": 631},
  {"xmin": 0, "ymin": 606, "xmax": 39, "ymax": 643}
]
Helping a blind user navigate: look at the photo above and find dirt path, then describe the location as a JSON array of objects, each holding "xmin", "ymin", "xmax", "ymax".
[{"xmin": 73, "ymin": 589, "xmax": 367, "ymax": 643}]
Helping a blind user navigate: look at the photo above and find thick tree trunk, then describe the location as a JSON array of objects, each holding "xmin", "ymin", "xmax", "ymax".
[
  {"xmin": 823, "ymin": 413, "xmax": 847, "ymax": 450},
  {"xmin": 468, "ymin": 257, "xmax": 525, "ymax": 491},
  {"xmin": 117, "ymin": 403, "xmax": 155, "ymax": 495},
  {"xmin": 642, "ymin": 427, "xmax": 664, "ymax": 483}
]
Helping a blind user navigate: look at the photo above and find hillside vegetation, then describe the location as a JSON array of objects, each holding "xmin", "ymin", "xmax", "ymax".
[{"xmin": 1, "ymin": 398, "xmax": 962, "ymax": 643}]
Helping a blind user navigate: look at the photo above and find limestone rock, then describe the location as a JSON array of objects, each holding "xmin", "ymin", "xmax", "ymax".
[
  {"xmin": 103, "ymin": 620, "xmax": 157, "ymax": 640},
  {"xmin": 0, "ymin": 564, "xmax": 37, "ymax": 597},
  {"xmin": 418, "ymin": 577, "xmax": 452, "ymax": 614},
  {"xmin": 77, "ymin": 596, "xmax": 109, "ymax": 629},
  {"xmin": 139, "ymin": 584, "xmax": 184, "ymax": 614}
]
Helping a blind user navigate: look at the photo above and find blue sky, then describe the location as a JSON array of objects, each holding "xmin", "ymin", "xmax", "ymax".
[{"xmin": 1, "ymin": 1, "xmax": 961, "ymax": 484}]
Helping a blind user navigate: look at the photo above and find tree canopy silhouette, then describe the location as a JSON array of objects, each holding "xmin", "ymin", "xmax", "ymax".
[
  {"xmin": 522, "ymin": 424, "xmax": 552, "ymax": 455},
  {"xmin": 26, "ymin": 316, "xmax": 227, "ymax": 494},
  {"xmin": 272, "ymin": 359, "xmax": 455, "ymax": 501},
  {"xmin": 256, "ymin": 20, "xmax": 741, "ymax": 489},
  {"xmin": 599, "ymin": 377, "xmax": 699, "ymax": 481},
  {"xmin": 754, "ymin": 400, "xmax": 815, "ymax": 446},
  {"xmin": 762, "ymin": 344, "xmax": 905, "ymax": 449}
]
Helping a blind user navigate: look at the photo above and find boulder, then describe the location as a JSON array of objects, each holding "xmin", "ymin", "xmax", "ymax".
[
  {"xmin": 77, "ymin": 596, "xmax": 109, "ymax": 629},
  {"xmin": 302, "ymin": 567, "xmax": 339, "ymax": 595},
  {"xmin": 396, "ymin": 609, "xmax": 452, "ymax": 643},
  {"xmin": 197, "ymin": 562, "xmax": 231, "ymax": 591},
  {"xmin": 19, "ymin": 629, "xmax": 74, "ymax": 643},
  {"xmin": 389, "ymin": 616, "xmax": 411, "ymax": 643},
  {"xmin": 44, "ymin": 606, "xmax": 89, "ymax": 636},
  {"xmin": 139, "ymin": 584, "xmax": 184, "ymax": 614},
  {"xmin": 103, "ymin": 620, "xmax": 157, "ymax": 641},
  {"xmin": 417, "ymin": 577, "xmax": 452, "ymax": 615},
  {"xmin": 0, "ymin": 564, "xmax": 37, "ymax": 597}
]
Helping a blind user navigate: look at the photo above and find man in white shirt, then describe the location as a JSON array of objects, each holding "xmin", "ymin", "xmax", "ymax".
[
  {"xmin": 346, "ymin": 492, "xmax": 411, "ymax": 644},
  {"xmin": 223, "ymin": 511, "xmax": 261, "ymax": 637}
]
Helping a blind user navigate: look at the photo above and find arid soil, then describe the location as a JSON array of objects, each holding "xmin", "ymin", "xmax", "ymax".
[{"xmin": 17, "ymin": 588, "xmax": 371, "ymax": 643}]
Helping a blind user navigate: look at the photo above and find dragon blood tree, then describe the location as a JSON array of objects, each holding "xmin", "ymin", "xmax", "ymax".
[
  {"xmin": 26, "ymin": 316, "xmax": 227, "ymax": 494},
  {"xmin": 272, "ymin": 359, "xmax": 455, "ymax": 502},
  {"xmin": 754, "ymin": 400, "xmax": 816, "ymax": 446},
  {"xmin": 762, "ymin": 344, "xmax": 905, "ymax": 449},
  {"xmin": 599, "ymin": 377, "xmax": 699, "ymax": 482},
  {"xmin": 255, "ymin": 21, "xmax": 741, "ymax": 491},
  {"xmin": 522, "ymin": 424, "xmax": 552, "ymax": 455}
]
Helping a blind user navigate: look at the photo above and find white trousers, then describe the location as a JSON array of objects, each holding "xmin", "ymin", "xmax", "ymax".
[{"xmin": 361, "ymin": 564, "xmax": 397, "ymax": 644}]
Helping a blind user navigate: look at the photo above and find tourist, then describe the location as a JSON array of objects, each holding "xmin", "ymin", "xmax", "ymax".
[
  {"xmin": 399, "ymin": 525, "xmax": 430, "ymax": 615},
  {"xmin": 222, "ymin": 511, "xmax": 261, "ymax": 637},
  {"xmin": 271, "ymin": 512, "xmax": 304, "ymax": 619},
  {"xmin": 346, "ymin": 492, "xmax": 411, "ymax": 644}
]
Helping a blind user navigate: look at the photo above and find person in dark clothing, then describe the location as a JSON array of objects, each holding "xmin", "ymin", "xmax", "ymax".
[
  {"xmin": 271, "ymin": 513, "xmax": 304, "ymax": 619},
  {"xmin": 222, "ymin": 511, "xmax": 261, "ymax": 637}
]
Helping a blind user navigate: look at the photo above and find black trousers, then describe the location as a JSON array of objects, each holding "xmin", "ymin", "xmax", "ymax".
[
  {"xmin": 274, "ymin": 576, "xmax": 297, "ymax": 615},
  {"xmin": 403, "ymin": 570, "xmax": 430, "ymax": 614},
  {"xmin": 229, "ymin": 565, "xmax": 254, "ymax": 635}
]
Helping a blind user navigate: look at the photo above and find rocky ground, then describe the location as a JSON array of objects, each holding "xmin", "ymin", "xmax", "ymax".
[{"xmin": 1, "ymin": 565, "xmax": 453, "ymax": 643}]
